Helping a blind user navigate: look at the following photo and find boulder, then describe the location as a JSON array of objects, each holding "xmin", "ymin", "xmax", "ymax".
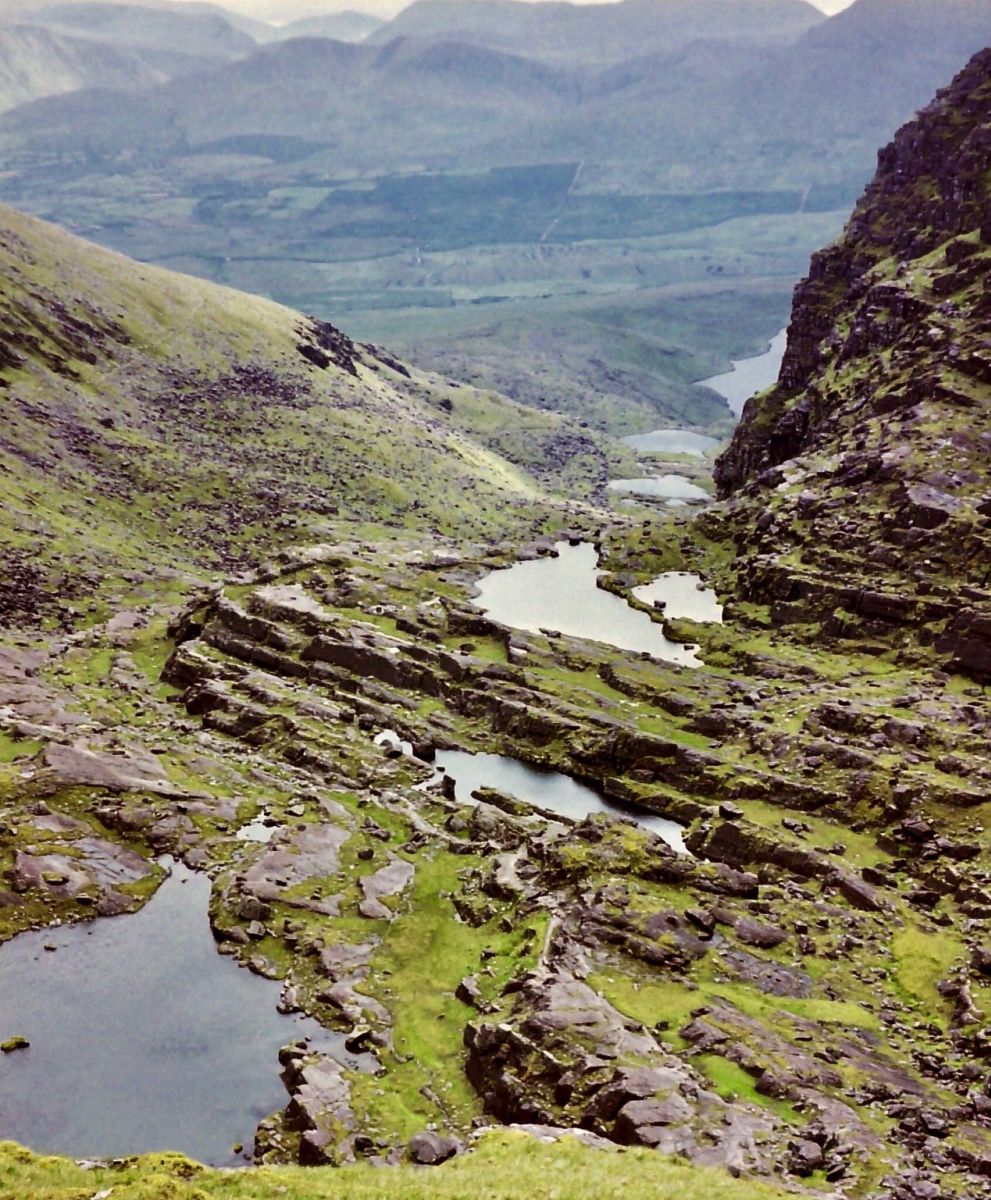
[
  {"xmin": 735, "ymin": 917, "xmax": 789, "ymax": 949},
  {"xmin": 407, "ymin": 1131, "xmax": 461, "ymax": 1165},
  {"xmin": 830, "ymin": 870, "xmax": 884, "ymax": 912},
  {"xmin": 613, "ymin": 1095, "xmax": 693, "ymax": 1146},
  {"xmin": 791, "ymin": 1139, "xmax": 825, "ymax": 1175}
]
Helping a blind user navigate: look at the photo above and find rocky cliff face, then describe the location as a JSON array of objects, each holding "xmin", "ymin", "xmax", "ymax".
[{"xmin": 714, "ymin": 49, "xmax": 991, "ymax": 678}]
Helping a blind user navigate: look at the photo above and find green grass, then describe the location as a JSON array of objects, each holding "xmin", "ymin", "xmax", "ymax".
[
  {"xmin": 728, "ymin": 798, "xmax": 891, "ymax": 870},
  {"xmin": 128, "ymin": 616, "xmax": 181, "ymax": 687},
  {"xmin": 595, "ymin": 974, "xmax": 879, "ymax": 1041},
  {"xmin": 0, "ymin": 1132, "xmax": 795, "ymax": 1200},
  {"xmin": 694, "ymin": 1055, "xmax": 799, "ymax": 1122},
  {"xmin": 349, "ymin": 850, "xmax": 547, "ymax": 1141},
  {"xmin": 892, "ymin": 924, "xmax": 964, "ymax": 1020},
  {"xmin": 0, "ymin": 734, "xmax": 43, "ymax": 765}
]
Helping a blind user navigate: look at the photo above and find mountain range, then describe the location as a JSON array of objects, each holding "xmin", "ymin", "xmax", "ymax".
[
  {"xmin": 365, "ymin": 0, "xmax": 823, "ymax": 68},
  {"xmin": 6, "ymin": 0, "xmax": 989, "ymax": 189}
]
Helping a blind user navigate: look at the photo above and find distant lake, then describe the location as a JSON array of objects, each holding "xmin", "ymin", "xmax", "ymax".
[
  {"xmin": 607, "ymin": 475, "xmax": 709, "ymax": 501},
  {"xmin": 620, "ymin": 329, "xmax": 788, "ymax": 460},
  {"xmin": 698, "ymin": 328, "xmax": 788, "ymax": 417},
  {"xmin": 620, "ymin": 429, "xmax": 719, "ymax": 457}
]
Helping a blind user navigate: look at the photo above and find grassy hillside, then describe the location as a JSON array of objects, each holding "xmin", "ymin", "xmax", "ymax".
[
  {"xmin": 0, "ymin": 204, "xmax": 618, "ymax": 628},
  {"xmin": 0, "ymin": 1133, "xmax": 794, "ymax": 1200},
  {"xmin": 349, "ymin": 272, "xmax": 804, "ymax": 435}
]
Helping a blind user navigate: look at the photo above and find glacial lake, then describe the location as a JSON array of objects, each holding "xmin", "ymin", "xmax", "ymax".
[
  {"xmin": 698, "ymin": 327, "xmax": 788, "ymax": 418},
  {"xmin": 607, "ymin": 475, "xmax": 709, "ymax": 501},
  {"xmin": 474, "ymin": 541, "xmax": 702, "ymax": 667},
  {"xmin": 433, "ymin": 748, "xmax": 686, "ymax": 853},
  {"xmin": 0, "ymin": 860, "xmax": 354, "ymax": 1165},
  {"xmin": 620, "ymin": 429, "xmax": 719, "ymax": 457}
]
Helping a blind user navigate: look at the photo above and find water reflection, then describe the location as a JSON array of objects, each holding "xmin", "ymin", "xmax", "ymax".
[
  {"xmin": 433, "ymin": 748, "xmax": 686, "ymax": 853},
  {"xmin": 620, "ymin": 429, "xmax": 719, "ymax": 457},
  {"xmin": 632, "ymin": 572, "xmax": 724, "ymax": 624},
  {"xmin": 0, "ymin": 860, "xmax": 353, "ymax": 1165},
  {"xmin": 474, "ymin": 542, "xmax": 701, "ymax": 667}
]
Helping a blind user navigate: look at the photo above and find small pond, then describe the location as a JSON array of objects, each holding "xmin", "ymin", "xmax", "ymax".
[
  {"xmin": 697, "ymin": 327, "xmax": 788, "ymax": 418},
  {"xmin": 607, "ymin": 475, "xmax": 709, "ymax": 502},
  {"xmin": 0, "ymin": 860, "xmax": 355, "ymax": 1165},
  {"xmin": 620, "ymin": 428, "xmax": 719, "ymax": 457},
  {"xmin": 632, "ymin": 571, "xmax": 724, "ymax": 625},
  {"xmin": 432, "ymin": 748, "xmax": 686, "ymax": 853},
  {"xmin": 237, "ymin": 815, "xmax": 278, "ymax": 843},
  {"xmin": 473, "ymin": 541, "xmax": 701, "ymax": 667}
]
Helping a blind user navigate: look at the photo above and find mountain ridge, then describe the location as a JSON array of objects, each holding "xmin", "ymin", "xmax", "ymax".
[
  {"xmin": 713, "ymin": 46, "xmax": 991, "ymax": 678},
  {"xmin": 367, "ymin": 0, "xmax": 824, "ymax": 68},
  {"xmin": 0, "ymin": 21, "xmax": 166, "ymax": 113}
]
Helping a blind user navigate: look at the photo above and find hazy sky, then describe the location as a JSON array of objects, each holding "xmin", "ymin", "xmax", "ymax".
[{"xmin": 177, "ymin": 0, "xmax": 858, "ymax": 25}]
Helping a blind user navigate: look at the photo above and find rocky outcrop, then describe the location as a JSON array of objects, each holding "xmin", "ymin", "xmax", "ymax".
[
  {"xmin": 718, "ymin": 48, "xmax": 991, "ymax": 491},
  {"xmin": 256, "ymin": 1047, "xmax": 359, "ymax": 1166},
  {"xmin": 464, "ymin": 965, "xmax": 780, "ymax": 1173},
  {"xmin": 714, "ymin": 49, "xmax": 991, "ymax": 679}
]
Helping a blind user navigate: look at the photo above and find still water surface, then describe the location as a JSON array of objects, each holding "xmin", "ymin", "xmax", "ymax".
[
  {"xmin": 620, "ymin": 429, "xmax": 719, "ymax": 457},
  {"xmin": 607, "ymin": 475, "xmax": 709, "ymax": 501},
  {"xmin": 698, "ymin": 328, "xmax": 788, "ymax": 417},
  {"xmin": 433, "ymin": 748, "xmax": 686, "ymax": 853},
  {"xmin": 474, "ymin": 542, "xmax": 701, "ymax": 667},
  {"xmin": 0, "ymin": 860, "xmax": 351, "ymax": 1165},
  {"xmin": 616, "ymin": 329, "xmax": 787, "ymax": 491},
  {"xmin": 632, "ymin": 571, "xmax": 724, "ymax": 624}
]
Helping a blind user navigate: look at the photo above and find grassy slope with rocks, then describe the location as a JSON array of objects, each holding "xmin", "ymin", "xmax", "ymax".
[{"xmin": 0, "ymin": 202, "xmax": 627, "ymax": 629}]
